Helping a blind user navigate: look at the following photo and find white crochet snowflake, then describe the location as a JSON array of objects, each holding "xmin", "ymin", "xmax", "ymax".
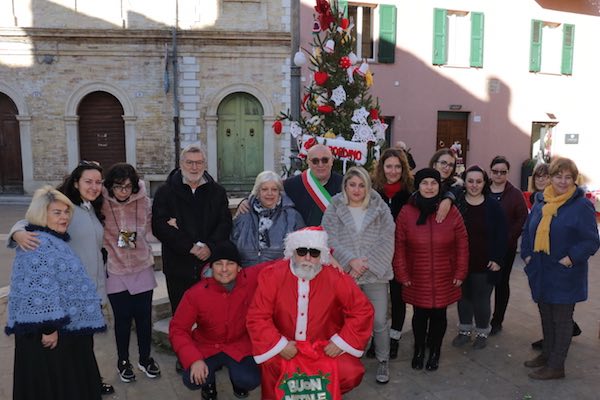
[
  {"xmin": 330, "ymin": 85, "xmax": 347, "ymax": 106},
  {"xmin": 290, "ymin": 121, "xmax": 303, "ymax": 138},
  {"xmin": 351, "ymin": 107, "xmax": 369, "ymax": 124},
  {"xmin": 351, "ymin": 123, "xmax": 376, "ymax": 143},
  {"xmin": 371, "ymin": 119, "xmax": 388, "ymax": 141}
]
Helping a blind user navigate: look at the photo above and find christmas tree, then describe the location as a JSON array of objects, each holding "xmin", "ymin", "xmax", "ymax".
[{"xmin": 274, "ymin": 0, "xmax": 387, "ymax": 173}]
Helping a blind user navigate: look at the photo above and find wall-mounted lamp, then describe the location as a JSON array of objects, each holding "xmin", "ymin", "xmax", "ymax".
[{"xmin": 449, "ymin": 104, "xmax": 462, "ymax": 111}]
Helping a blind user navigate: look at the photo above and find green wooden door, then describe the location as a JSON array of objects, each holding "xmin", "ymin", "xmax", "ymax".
[{"xmin": 217, "ymin": 93, "xmax": 264, "ymax": 192}]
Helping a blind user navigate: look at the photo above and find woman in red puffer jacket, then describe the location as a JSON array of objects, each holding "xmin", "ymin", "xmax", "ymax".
[{"xmin": 393, "ymin": 168, "xmax": 468, "ymax": 372}]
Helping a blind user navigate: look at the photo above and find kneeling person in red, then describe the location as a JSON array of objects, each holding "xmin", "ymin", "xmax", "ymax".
[
  {"xmin": 247, "ymin": 227, "xmax": 374, "ymax": 400},
  {"xmin": 169, "ymin": 241, "xmax": 261, "ymax": 400}
]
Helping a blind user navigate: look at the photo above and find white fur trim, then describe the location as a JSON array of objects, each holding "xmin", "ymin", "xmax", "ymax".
[
  {"xmin": 284, "ymin": 229, "xmax": 330, "ymax": 264},
  {"xmin": 330, "ymin": 334, "xmax": 363, "ymax": 358},
  {"xmin": 295, "ymin": 278, "xmax": 310, "ymax": 341},
  {"xmin": 253, "ymin": 336, "xmax": 289, "ymax": 364}
]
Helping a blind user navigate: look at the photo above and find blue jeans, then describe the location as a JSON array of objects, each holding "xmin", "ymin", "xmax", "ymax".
[{"xmin": 182, "ymin": 353, "xmax": 260, "ymax": 391}]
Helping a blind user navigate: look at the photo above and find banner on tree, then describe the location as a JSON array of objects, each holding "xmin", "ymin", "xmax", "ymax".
[{"xmin": 299, "ymin": 135, "xmax": 374, "ymax": 166}]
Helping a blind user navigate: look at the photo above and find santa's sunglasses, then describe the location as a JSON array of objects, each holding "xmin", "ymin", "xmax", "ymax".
[{"xmin": 295, "ymin": 247, "xmax": 321, "ymax": 258}]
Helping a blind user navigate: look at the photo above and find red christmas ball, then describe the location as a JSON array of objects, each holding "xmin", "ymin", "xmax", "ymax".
[
  {"xmin": 369, "ymin": 109, "xmax": 379, "ymax": 120},
  {"xmin": 339, "ymin": 56, "xmax": 351, "ymax": 69},
  {"xmin": 272, "ymin": 120, "xmax": 282, "ymax": 135},
  {"xmin": 341, "ymin": 18, "xmax": 350, "ymax": 29}
]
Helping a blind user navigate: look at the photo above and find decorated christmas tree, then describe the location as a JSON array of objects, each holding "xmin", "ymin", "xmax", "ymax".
[{"xmin": 274, "ymin": 0, "xmax": 387, "ymax": 173}]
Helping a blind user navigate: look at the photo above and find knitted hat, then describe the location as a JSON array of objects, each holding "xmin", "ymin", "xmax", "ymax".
[
  {"xmin": 209, "ymin": 241, "xmax": 241, "ymax": 266},
  {"xmin": 283, "ymin": 226, "xmax": 330, "ymax": 264},
  {"xmin": 414, "ymin": 167, "xmax": 441, "ymax": 188}
]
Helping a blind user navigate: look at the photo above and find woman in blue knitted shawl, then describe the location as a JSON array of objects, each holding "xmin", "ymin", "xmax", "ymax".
[{"xmin": 6, "ymin": 185, "xmax": 106, "ymax": 400}]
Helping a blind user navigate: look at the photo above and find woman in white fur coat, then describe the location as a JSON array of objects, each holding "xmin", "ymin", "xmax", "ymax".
[{"xmin": 322, "ymin": 166, "xmax": 395, "ymax": 385}]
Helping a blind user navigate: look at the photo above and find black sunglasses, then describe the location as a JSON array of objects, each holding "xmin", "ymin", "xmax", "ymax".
[
  {"xmin": 295, "ymin": 247, "xmax": 321, "ymax": 258},
  {"xmin": 310, "ymin": 157, "xmax": 331, "ymax": 165},
  {"xmin": 79, "ymin": 160, "xmax": 101, "ymax": 167}
]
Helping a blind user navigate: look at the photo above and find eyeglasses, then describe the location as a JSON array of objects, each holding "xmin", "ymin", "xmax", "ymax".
[
  {"xmin": 113, "ymin": 183, "xmax": 133, "ymax": 192},
  {"xmin": 309, "ymin": 157, "xmax": 331, "ymax": 165},
  {"xmin": 534, "ymin": 174, "xmax": 549, "ymax": 179},
  {"xmin": 491, "ymin": 169, "xmax": 508, "ymax": 176},
  {"xmin": 184, "ymin": 160, "xmax": 205, "ymax": 167},
  {"xmin": 436, "ymin": 160, "xmax": 455, "ymax": 169},
  {"xmin": 295, "ymin": 247, "xmax": 321, "ymax": 258}
]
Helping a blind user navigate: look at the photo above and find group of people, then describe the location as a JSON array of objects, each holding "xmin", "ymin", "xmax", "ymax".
[{"xmin": 5, "ymin": 140, "xmax": 599, "ymax": 400}]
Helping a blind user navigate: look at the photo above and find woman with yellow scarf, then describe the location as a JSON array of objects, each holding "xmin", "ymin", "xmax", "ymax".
[{"xmin": 521, "ymin": 158, "xmax": 599, "ymax": 380}]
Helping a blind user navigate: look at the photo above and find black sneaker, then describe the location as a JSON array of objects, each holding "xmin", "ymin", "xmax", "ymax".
[
  {"xmin": 138, "ymin": 357, "xmax": 161, "ymax": 378},
  {"xmin": 489, "ymin": 324, "xmax": 502, "ymax": 336},
  {"xmin": 117, "ymin": 360, "xmax": 136, "ymax": 383},
  {"xmin": 100, "ymin": 381, "xmax": 115, "ymax": 395}
]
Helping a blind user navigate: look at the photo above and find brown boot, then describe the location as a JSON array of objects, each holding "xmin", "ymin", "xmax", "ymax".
[
  {"xmin": 524, "ymin": 354, "xmax": 547, "ymax": 368},
  {"xmin": 528, "ymin": 367, "xmax": 565, "ymax": 380}
]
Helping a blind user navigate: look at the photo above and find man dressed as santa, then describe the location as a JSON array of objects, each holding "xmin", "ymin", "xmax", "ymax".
[{"xmin": 246, "ymin": 226, "xmax": 374, "ymax": 399}]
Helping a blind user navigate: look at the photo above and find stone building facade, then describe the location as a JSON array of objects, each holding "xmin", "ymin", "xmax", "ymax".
[{"xmin": 0, "ymin": 0, "xmax": 292, "ymax": 194}]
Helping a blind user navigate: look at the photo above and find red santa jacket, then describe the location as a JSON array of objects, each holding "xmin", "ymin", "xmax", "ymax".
[
  {"xmin": 169, "ymin": 263, "xmax": 266, "ymax": 369},
  {"xmin": 393, "ymin": 203, "xmax": 469, "ymax": 309},
  {"xmin": 246, "ymin": 259, "xmax": 374, "ymax": 364}
]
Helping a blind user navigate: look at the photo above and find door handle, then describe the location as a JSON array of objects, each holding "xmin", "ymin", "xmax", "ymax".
[
  {"xmin": 226, "ymin": 128, "xmax": 231, "ymax": 137},
  {"xmin": 249, "ymin": 128, "xmax": 255, "ymax": 137}
]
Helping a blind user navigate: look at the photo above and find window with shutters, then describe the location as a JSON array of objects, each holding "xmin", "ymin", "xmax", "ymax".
[
  {"xmin": 348, "ymin": 4, "xmax": 376, "ymax": 60},
  {"xmin": 342, "ymin": 2, "xmax": 396, "ymax": 63},
  {"xmin": 529, "ymin": 20, "xmax": 574, "ymax": 75},
  {"xmin": 432, "ymin": 8, "xmax": 484, "ymax": 68}
]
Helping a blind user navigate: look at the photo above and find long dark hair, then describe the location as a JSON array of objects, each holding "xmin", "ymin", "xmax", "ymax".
[
  {"xmin": 57, "ymin": 161, "xmax": 105, "ymax": 224},
  {"xmin": 372, "ymin": 148, "xmax": 414, "ymax": 192},
  {"xmin": 461, "ymin": 165, "xmax": 491, "ymax": 196},
  {"xmin": 103, "ymin": 163, "xmax": 141, "ymax": 197}
]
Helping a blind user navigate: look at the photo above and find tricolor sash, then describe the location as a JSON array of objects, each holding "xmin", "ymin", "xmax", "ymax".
[{"xmin": 301, "ymin": 169, "xmax": 332, "ymax": 212}]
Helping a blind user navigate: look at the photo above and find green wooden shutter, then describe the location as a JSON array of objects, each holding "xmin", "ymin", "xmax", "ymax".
[
  {"xmin": 529, "ymin": 19, "xmax": 542, "ymax": 72},
  {"xmin": 378, "ymin": 5, "xmax": 397, "ymax": 64},
  {"xmin": 561, "ymin": 24, "xmax": 575, "ymax": 75},
  {"xmin": 432, "ymin": 8, "xmax": 447, "ymax": 65},
  {"xmin": 338, "ymin": 0, "xmax": 348, "ymax": 18},
  {"xmin": 470, "ymin": 12, "xmax": 484, "ymax": 67}
]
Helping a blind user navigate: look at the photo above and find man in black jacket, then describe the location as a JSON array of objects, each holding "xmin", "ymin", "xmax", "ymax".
[{"xmin": 152, "ymin": 144, "xmax": 232, "ymax": 314}]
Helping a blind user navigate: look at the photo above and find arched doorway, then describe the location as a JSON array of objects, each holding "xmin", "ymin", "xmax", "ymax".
[
  {"xmin": 0, "ymin": 93, "xmax": 23, "ymax": 193},
  {"xmin": 78, "ymin": 91, "xmax": 126, "ymax": 170},
  {"xmin": 217, "ymin": 92, "xmax": 264, "ymax": 192}
]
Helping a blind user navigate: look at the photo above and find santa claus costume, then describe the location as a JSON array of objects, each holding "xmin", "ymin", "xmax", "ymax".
[{"xmin": 246, "ymin": 227, "xmax": 374, "ymax": 400}]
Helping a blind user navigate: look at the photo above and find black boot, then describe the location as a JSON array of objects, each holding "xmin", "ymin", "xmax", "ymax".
[
  {"xmin": 389, "ymin": 338, "xmax": 399, "ymax": 359},
  {"xmin": 425, "ymin": 348, "xmax": 440, "ymax": 371},
  {"xmin": 573, "ymin": 321, "xmax": 582, "ymax": 337},
  {"xmin": 411, "ymin": 344, "xmax": 425, "ymax": 370},
  {"xmin": 202, "ymin": 383, "xmax": 218, "ymax": 400}
]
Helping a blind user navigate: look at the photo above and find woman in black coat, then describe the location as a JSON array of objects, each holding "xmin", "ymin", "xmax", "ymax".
[{"xmin": 452, "ymin": 166, "xmax": 507, "ymax": 350}]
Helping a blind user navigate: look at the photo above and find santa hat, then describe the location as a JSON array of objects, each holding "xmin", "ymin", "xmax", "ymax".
[{"xmin": 284, "ymin": 226, "xmax": 330, "ymax": 264}]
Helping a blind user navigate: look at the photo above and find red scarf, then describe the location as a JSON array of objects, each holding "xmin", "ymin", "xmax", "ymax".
[{"xmin": 383, "ymin": 181, "xmax": 402, "ymax": 200}]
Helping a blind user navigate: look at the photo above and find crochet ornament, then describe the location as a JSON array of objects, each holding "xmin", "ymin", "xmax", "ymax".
[{"xmin": 276, "ymin": 0, "xmax": 386, "ymax": 174}]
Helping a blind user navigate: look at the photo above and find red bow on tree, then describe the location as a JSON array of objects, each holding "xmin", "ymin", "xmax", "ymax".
[{"xmin": 314, "ymin": 0, "xmax": 334, "ymax": 30}]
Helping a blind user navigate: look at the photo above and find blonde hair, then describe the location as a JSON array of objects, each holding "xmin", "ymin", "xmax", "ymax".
[
  {"xmin": 342, "ymin": 166, "xmax": 372, "ymax": 208},
  {"xmin": 25, "ymin": 185, "xmax": 75, "ymax": 226}
]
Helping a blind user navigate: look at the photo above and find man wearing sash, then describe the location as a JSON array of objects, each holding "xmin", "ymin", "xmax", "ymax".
[{"xmin": 284, "ymin": 144, "xmax": 343, "ymax": 225}]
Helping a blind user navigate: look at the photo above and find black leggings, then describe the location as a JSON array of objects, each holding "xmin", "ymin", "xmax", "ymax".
[
  {"xmin": 412, "ymin": 306, "xmax": 447, "ymax": 350},
  {"xmin": 390, "ymin": 279, "xmax": 406, "ymax": 334},
  {"xmin": 108, "ymin": 290, "xmax": 153, "ymax": 363}
]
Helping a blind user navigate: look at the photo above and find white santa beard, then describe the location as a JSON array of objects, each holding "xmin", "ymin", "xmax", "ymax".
[{"xmin": 291, "ymin": 259, "xmax": 323, "ymax": 281}]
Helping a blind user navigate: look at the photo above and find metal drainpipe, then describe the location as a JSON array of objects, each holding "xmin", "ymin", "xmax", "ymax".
[
  {"xmin": 290, "ymin": 0, "xmax": 301, "ymax": 152},
  {"xmin": 172, "ymin": 26, "xmax": 180, "ymax": 168}
]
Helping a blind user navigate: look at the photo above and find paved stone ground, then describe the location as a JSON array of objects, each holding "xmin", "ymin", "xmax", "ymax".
[{"xmin": 2, "ymin": 201, "xmax": 600, "ymax": 399}]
